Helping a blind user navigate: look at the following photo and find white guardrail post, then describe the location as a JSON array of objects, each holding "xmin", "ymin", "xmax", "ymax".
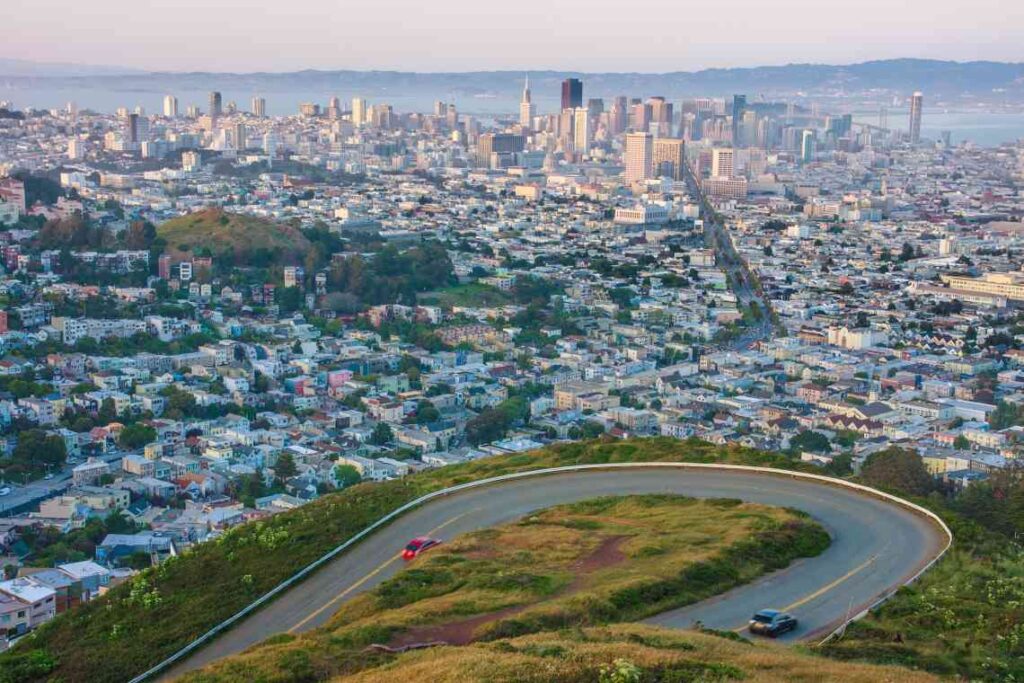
[{"xmin": 128, "ymin": 462, "xmax": 952, "ymax": 682}]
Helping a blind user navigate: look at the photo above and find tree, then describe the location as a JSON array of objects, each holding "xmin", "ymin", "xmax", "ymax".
[
  {"xmin": 119, "ymin": 423, "xmax": 156, "ymax": 449},
  {"xmin": 274, "ymin": 452, "xmax": 298, "ymax": 480},
  {"xmin": 11, "ymin": 430, "xmax": 67, "ymax": 471},
  {"xmin": 414, "ymin": 400, "xmax": 441, "ymax": 425},
  {"xmin": 370, "ymin": 422, "xmax": 394, "ymax": 446},
  {"xmin": 98, "ymin": 397, "xmax": 117, "ymax": 424},
  {"xmin": 860, "ymin": 447, "xmax": 934, "ymax": 496},
  {"xmin": 790, "ymin": 429, "xmax": 831, "ymax": 454},
  {"xmin": 334, "ymin": 464, "xmax": 362, "ymax": 489},
  {"xmin": 953, "ymin": 434, "xmax": 971, "ymax": 451}
]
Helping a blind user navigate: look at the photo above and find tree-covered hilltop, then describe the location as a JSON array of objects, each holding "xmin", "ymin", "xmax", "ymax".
[{"xmin": 157, "ymin": 207, "xmax": 311, "ymax": 268}]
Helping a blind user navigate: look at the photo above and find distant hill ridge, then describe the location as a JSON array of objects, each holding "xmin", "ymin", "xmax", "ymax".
[{"xmin": 5, "ymin": 58, "xmax": 1024, "ymax": 98}]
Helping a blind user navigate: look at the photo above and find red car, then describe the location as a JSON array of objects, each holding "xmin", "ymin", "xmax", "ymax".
[{"xmin": 402, "ymin": 536, "xmax": 441, "ymax": 560}]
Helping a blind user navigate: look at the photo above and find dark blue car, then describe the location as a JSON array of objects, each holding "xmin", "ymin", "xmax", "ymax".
[{"xmin": 748, "ymin": 609, "xmax": 798, "ymax": 637}]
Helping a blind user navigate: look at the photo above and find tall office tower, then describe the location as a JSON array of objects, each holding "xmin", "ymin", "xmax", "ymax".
[
  {"xmin": 126, "ymin": 113, "xmax": 141, "ymax": 144},
  {"xmin": 731, "ymin": 94, "xmax": 746, "ymax": 145},
  {"xmin": 587, "ymin": 98, "xmax": 604, "ymax": 119},
  {"xmin": 162, "ymin": 95, "xmax": 178, "ymax": 117},
  {"xmin": 632, "ymin": 101, "xmax": 652, "ymax": 132},
  {"xmin": 558, "ymin": 108, "xmax": 576, "ymax": 147},
  {"xmin": 262, "ymin": 131, "xmax": 276, "ymax": 157},
  {"xmin": 519, "ymin": 75, "xmax": 535, "ymax": 128},
  {"xmin": 653, "ymin": 138, "xmax": 686, "ymax": 180},
  {"xmin": 186, "ymin": 104, "xmax": 200, "ymax": 118},
  {"xmin": 352, "ymin": 97, "xmax": 367, "ymax": 126},
  {"xmin": 624, "ymin": 131, "xmax": 653, "ymax": 184},
  {"xmin": 251, "ymin": 96, "xmax": 266, "ymax": 118},
  {"xmin": 711, "ymin": 147, "xmax": 735, "ymax": 178},
  {"xmin": 573, "ymin": 107, "xmax": 591, "ymax": 155},
  {"xmin": 327, "ymin": 96, "xmax": 342, "ymax": 119},
  {"xmin": 434, "ymin": 100, "xmax": 446, "ymax": 117},
  {"xmin": 610, "ymin": 96, "xmax": 628, "ymax": 134},
  {"xmin": 800, "ymin": 130, "xmax": 816, "ymax": 162},
  {"xmin": 648, "ymin": 97, "xmax": 673, "ymax": 136},
  {"xmin": 908, "ymin": 91, "xmax": 923, "ymax": 143},
  {"xmin": 234, "ymin": 123, "xmax": 247, "ymax": 150},
  {"xmin": 561, "ymin": 78, "xmax": 583, "ymax": 110},
  {"xmin": 209, "ymin": 91, "xmax": 223, "ymax": 118},
  {"xmin": 878, "ymin": 106, "xmax": 888, "ymax": 130},
  {"xmin": 477, "ymin": 132, "xmax": 525, "ymax": 167}
]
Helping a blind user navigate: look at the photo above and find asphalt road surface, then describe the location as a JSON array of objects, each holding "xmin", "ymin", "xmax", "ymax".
[{"xmin": 161, "ymin": 468, "xmax": 947, "ymax": 681}]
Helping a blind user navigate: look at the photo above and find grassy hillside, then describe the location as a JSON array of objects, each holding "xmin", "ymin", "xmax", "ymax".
[
  {"xmin": 158, "ymin": 207, "xmax": 311, "ymax": 267},
  {"xmin": 821, "ymin": 510, "xmax": 1024, "ymax": 680},
  {"xmin": 335, "ymin": 624, "xmax": 939, "ymax": 683},
  {"xmin": 181, "ymin": 494, "xmax": 829, "ymax": 682},
  {"xmin": 0, "ymin": 437, "xmax": 816, "ymax": 683}
]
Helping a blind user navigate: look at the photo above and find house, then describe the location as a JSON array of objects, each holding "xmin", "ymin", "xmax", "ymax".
[
  {"xmin": 57, "ymin": 560, "xmax": 111, "ymax": 601},
  {"xmin": 16, "ymin": 568, "xmax": 79, "ymax": 613},
  {"xmin": 0, "ymin": 578, "xmax": 56, "ymax": 629},
  {"xmin": 96, "ymin": 532, "xmax": 178, "ymax": 567},
  {"xmin": 0, "ymin": 591, "xmax": 30, "ymax": 649}
]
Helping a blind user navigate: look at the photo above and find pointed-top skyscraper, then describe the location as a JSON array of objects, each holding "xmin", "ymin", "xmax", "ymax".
[{"xmin": 519, "ymin": 74, "xmax": 535, "ymax": 128}]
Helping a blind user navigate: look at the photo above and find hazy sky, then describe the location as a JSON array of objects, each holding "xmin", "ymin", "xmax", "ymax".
[{"xmin": 5, "ymin": 0, "xmax": 1024, "ymax": 72}]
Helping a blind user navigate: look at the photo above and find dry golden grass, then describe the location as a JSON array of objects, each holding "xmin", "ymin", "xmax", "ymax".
[
  {"xmin": 182, "ymin": 495, "xmax": 829, "ymax": 683},
  {"xmin": 337, "ymin": 624, "xmax": 941, "ymax": 683}
]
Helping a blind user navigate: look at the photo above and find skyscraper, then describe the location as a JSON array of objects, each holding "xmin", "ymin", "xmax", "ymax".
[
  {"xmin": 800, "ymin": 130, "xmax": 816, "ymax": 163},
  {"xmin": 653, "ymin": 138, "xmax": 686, "ymax": 180},
  {"xmin": 610, "ymin": 96, "xmax": 628, "ymax": 135},
  {"xmin": 624, "ymin": 132, "xmax": 653, "ymax": 184},
  {"xmin": 561, "ymin": 78, "xmax": 582, "ymax": 111},
  {"xmin": 573, "ymin": 107, "xmax": 591, "ymax": 155},
  {"xmin": 233, "ymin": 123, "xmax": 247, "ymax": 150},
  {"xmin": 908, "ymin": 91, "xmax": 923, "ymax": 143},
  {"xmin": 519, "ymin": 75, "xmax": 535, "ymax": 128},
  {"xmin": 711, "ymin": 147, "xmax": 734, "ymax": 178},
  {"xmin": 163, "ymin": 95, "xmax": 178, "ymax": 118},
  {"xmin": 209, "ymin": 91, "xmax": 223, "ymax": 118},
  {"xmin": 731, "ymin": 94, "xmax": 746, "ymax": 146},
  {"xmin": 352, "ymin": 98, "xmax": 367, "ymax": 127}
]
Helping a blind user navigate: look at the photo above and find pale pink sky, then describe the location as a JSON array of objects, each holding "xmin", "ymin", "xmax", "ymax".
[{"xmin": 4, "ymin": 0, "xmax": 1024, "ymax": 72}]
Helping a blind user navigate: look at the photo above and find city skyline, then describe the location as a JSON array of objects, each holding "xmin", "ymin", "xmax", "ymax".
[{"xmin": 4, "ymin": 0, "xmax": 1024, "ymax": 73}]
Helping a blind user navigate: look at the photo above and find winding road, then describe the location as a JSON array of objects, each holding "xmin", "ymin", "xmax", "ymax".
[{"xmin": 158, "ymin": 466, "xmax": 949, "ymax": 681}]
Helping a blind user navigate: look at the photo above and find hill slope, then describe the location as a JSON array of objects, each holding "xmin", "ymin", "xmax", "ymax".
[{"xmin": 158, "ymin": 208, "xmax": 310, "ymax": 267}]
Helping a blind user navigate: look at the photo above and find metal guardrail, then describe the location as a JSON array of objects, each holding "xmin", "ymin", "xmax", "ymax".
[{"xmin": 129, "ymin": 462, "xmax": 953, "ymax": 682}]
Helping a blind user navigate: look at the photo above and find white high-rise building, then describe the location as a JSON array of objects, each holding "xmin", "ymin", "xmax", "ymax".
[
  {"xmin": 573, "ymin": 107, "xmax": 591, "ymax": 155},
  {"xmin": 163, "ymin": 95, "xmax": 178, "ymax": 117},
  {"xmin": 908, "ymin": 91, "xmax": 923, "ymax": 144},
  {"xmin": 352, "ymin": 97, "xmax": 367, "ymax": 127},
  {"xmin": 519, "ymin": 75, "xmax": 535, "ymax": 128},
  {"xmin": 251, "ymin": 96, "xmax": 266, "ymax": 118},
  {"xmin": 711, "ymin": 148, "xmax": 735, "ymax": 178},
  {"xmin": 624, "ymin": 132, "xmax": 653, "ymax": 184}
]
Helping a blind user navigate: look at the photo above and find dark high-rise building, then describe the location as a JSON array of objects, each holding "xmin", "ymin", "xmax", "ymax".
[
  {"xmin": 561, "ymin": 78, "xmax": 583, "ymax": 111},
  {"xmin": 209, "ymin": 91, "xmax": 223, "ymax": 118},
  {"xmin": 477, "ymin": 132, "xmax": 525, "ymax": 167},
  {"xmin": 731, "ymin": 94, "xmax": 746, "ymax": 145}
]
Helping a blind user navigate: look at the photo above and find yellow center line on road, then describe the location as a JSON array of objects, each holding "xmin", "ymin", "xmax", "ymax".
[
  {"xmin": 287, "ymin": 509, "xmax": 476, "ymax": 634},
  {"xmin": 731, "ymin": 553, "xmax": 879, "ymax": 633}
]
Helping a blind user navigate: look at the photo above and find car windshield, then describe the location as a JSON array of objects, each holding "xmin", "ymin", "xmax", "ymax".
[
  {"xmin": 752, "ymin": 614, "xmax": 774, "ymax": 624},
  {"xmin": 404, "ymin": 542, "xmax": 421, "ymax": 551}
]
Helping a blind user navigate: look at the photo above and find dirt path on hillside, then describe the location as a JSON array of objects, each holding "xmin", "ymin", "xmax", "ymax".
[{"xmin": 384, "ymin": 535, "xmax": 628, "ymax": 649}]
